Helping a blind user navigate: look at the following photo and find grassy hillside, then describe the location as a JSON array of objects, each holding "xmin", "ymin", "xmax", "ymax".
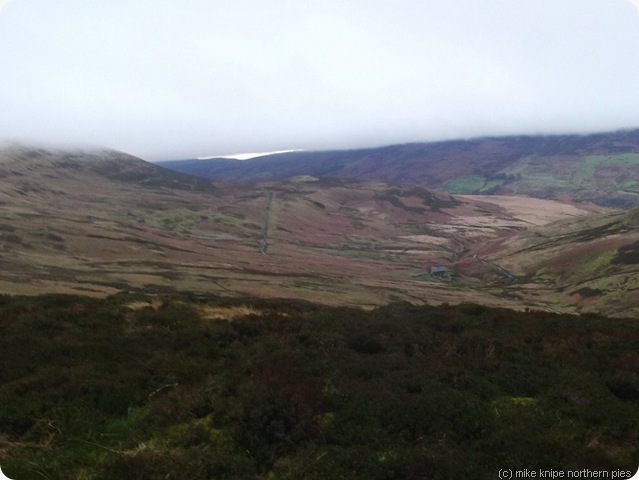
[
  {"xmin": 492, "ymin": 153, "xmax": 639, "ymax": 208},
  {"xmin": 479, "ymin": 208, "xmax": 639, "ymax": 317},
  {"xmin": 0, "ymin": 144, "xmax": 215, "ymax": 192},
  {"xmin": 2, "ymin": 145, "xmax": 637, "ymax": 317},
  {"xmin": 2, "ymin": 145, "xmax": 606, "ymax": 313},
  {"xmin": 159, "ymin": 129, "xmax": 639, "ymax": 207},
  {"xmin": 1, "ymin": 293, "xmax": 638, "ymax": 479}
]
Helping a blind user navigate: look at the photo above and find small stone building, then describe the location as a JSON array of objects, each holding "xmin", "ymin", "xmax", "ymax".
[{"xmin": 430, "ymin": 266, "xmax": 448, "ymax": 276}]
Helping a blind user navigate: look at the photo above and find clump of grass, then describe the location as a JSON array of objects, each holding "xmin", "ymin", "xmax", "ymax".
[
  {"xmin": 125, "ymin": 298, "xmax": 164, "ymax": 311},
  {"xmin": 196, "ymin": 304, "xmax": 262, "ymax": 321}
]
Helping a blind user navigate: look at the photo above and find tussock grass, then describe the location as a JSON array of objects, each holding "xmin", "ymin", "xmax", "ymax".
[
  {"xmin": 125, "ymin": 298, "xmax": 164, "ymax": 311},
  {"xmin": 196, "ymin": 304, "xmax": 262, "ymax": 321}
]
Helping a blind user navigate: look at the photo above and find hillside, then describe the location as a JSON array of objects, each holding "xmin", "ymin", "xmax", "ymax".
[
  {"xmin": 159, "ymin": 129, "xmax": 639, "ymax": 208},
  {"xmin": 1, "ymin": 294, "xmax": 638, "ymax": 479},
  {"xmin": 2, "ymin": 145, "xmax": 639, "ymax": 316},
  {"xmin": 3, "ymin": 145, "xmax": 639, "ymax": 477},
  {"xmin": 477, "ymin": 207, "xmax": 639, "ymax": 318},
  {"xmin": 0, "ymin": 144, "xmax": 215, "ymax": 192},
  {"xmin": 0, "ymin": 145, "xmax": 604, "ymax": 311}
]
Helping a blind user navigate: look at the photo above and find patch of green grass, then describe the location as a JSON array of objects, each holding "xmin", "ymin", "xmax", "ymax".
[
  {"xmin": 574, "ymin": 155, "xmax": 639, "ymax": 189},
  {"xmin": 442, "ymin": 176, "xmax": 491, "ymax": 194},
  {"xmin": 578, "ymin": 277, "xmax": 614, "ymax": 292},
  {"xmin": 620, "ymin": 180, "xmax": 639, "ymax": 193},
  {"xmin": 495, "ymin": 154, "xmax": 639, "ymax": 206},
  {"xmin": 481, "ymin": 178, "xmax": 505, "ymax": 192},
  {"xmin": 210, "ymin": 212, "xmax": 249, "ymax": 228},
  {"xmin": 143, "ymin": 209, "xmax": 213, "ymax": 234},
  {"xmin": 522, "ymin": 174, "xmax": 575, "ymax": 188},
  {"xmin": 583, "ymin": 154, "xmax": 639, "ymax": 166},
  {"xmin": 534, "ymin": 266, "xmax": 561, "ymax": 282},
  {"xmin": 579, "ymin": 250, "xmax": 616, "ymax": 276},
  {"xmin": 441, "ymin": 177, "xmax": 506, "ymax": 194}
]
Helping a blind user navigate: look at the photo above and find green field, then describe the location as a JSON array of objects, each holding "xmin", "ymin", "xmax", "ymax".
[
  {"xmin": 442, "ymin": 176, "xmax": 504, "ymax": 194},
  {"xmin": 438, "ymin": 153, "xmax": 639, "ymax": 205}
]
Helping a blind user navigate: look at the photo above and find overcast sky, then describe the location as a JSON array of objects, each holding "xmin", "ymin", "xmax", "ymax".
[{"xmin": 1, "ymin": 1, "xmax": 639, "ymax": 160}]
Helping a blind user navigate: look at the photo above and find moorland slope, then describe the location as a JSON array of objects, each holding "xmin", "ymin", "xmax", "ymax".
[
  {"xmin": 160, "ymin": 129, "xmax": 639, "ymax": 208},
  {"xmin": 3, "ymin": 144, "xmax": 639, "ymax": 315},
  {"xmin": 2, "ymin": 141, "xmax": 639, "ymax": 479},
  {"xmin": 2, "ymin": 294, "xmax": 638, "ymax": 479},
  {"xmin": 478, "ymin": 207, "xmax": 639, "ymax": 317}
]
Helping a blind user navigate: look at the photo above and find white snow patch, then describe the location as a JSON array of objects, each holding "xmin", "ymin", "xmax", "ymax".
[{"xmin": 197, "ymin": 149, "xmax": 304, "ymax": 161}]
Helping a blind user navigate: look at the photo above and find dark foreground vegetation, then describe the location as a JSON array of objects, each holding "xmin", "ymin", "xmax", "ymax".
[{"xmin": 1, "ymin": 294, "xmax": 638, "ymax": 479}]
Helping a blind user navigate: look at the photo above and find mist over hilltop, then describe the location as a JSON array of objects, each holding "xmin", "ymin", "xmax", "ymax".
[{"xmin": 2, "ymin": 1, "xmax": 639, "ymax": 159}]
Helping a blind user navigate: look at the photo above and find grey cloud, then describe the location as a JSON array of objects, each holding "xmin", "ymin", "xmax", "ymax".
[{"xmin": 1, "ymin": 0, "xmax": 638, "ymax": 160}]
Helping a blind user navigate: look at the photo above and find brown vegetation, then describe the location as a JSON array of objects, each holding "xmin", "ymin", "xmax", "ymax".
[{"xmin": 1, "ymin": 145, "xmax": 638, "ymax": 316}]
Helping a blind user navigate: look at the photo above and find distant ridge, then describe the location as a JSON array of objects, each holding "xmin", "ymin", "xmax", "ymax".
[
  {"xmin": 0, "ymin": 144, "xmax": 215, "ymax": 192},
  {"xmin": 159, "ymin": 129, "xmax": 639, "ymax": 207}
]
